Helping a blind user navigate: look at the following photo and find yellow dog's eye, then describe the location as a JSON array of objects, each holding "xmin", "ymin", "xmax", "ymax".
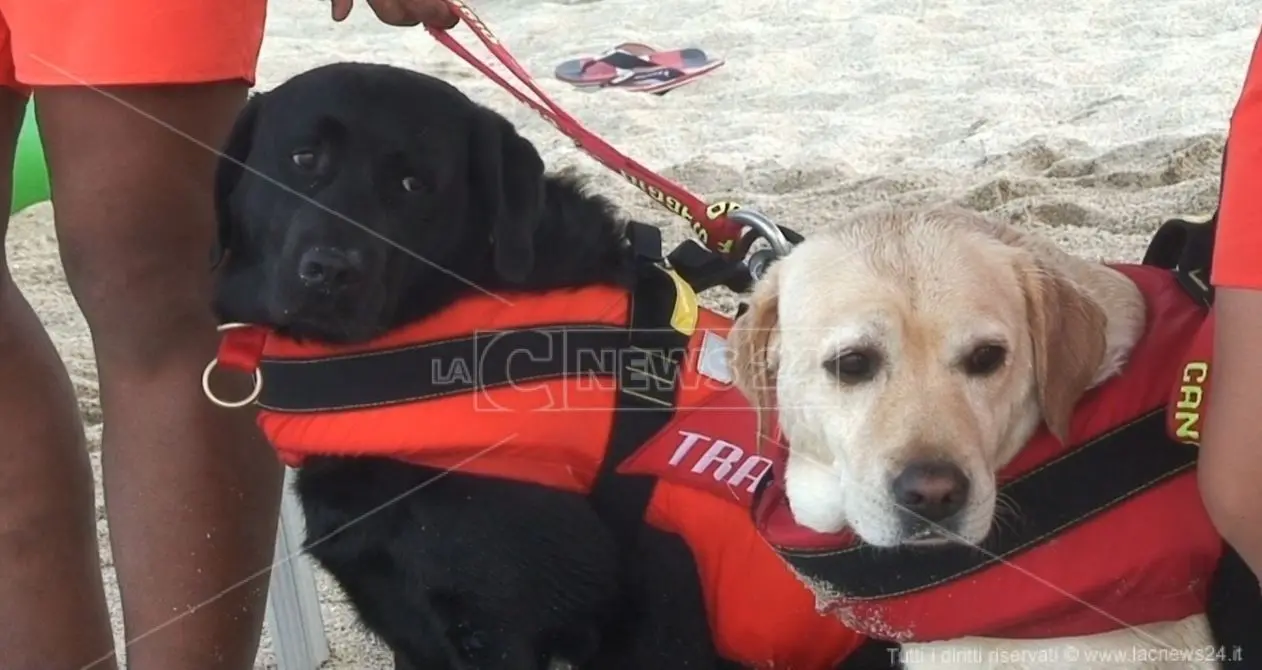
[
  {"xmin": 963, "ymin": 344, "xmax": 1007, "ymax": 376},
  {"xmin": 826, "ymin": 349, "xmax": 880, "ymax": 384}
]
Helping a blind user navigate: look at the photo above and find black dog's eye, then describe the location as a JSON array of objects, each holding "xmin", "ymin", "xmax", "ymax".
[
  {"xmin": 963, "ymin": 344, "xmax": 1007, "ymax": 376},
  {"xmin": 826, "ymin": 349, "xmax": 881, "ymax": 384},
  {"xmin": 291, "ymin": 150, "xmax": 317, "ymax": 170},
  {"xmin": 401, "ymin": 176, "xmax": 422, "ymax": 193}
]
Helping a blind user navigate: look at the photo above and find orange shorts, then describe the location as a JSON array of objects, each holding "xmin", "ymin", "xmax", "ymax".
[
  {"xmin": 0, "ymin": 0, "xmax": 266, "ymax": 91},
  {"xmin": 1213, "ymin": 27, "xmax": 1262, "ymax": 289}
]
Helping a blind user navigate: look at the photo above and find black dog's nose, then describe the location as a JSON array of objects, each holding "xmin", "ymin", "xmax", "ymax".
[
  {"xmin": 298, "ymin": 248, "xmax": 362, "ymax": 291},
  {"xmin": 891, "ymin": 459, "xmax": 970, "ymax": 523}
]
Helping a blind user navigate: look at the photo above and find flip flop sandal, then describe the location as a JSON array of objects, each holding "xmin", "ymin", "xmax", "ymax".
[
  {"xmin": 554, "ymin": 43, "xmax": 724, "ymax": 94},
  {"xmin": 554, "ymin": 44, "xmax": 658, "ymax": 88}
]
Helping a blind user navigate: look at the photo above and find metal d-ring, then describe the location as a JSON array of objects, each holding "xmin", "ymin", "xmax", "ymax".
[{"xmin": 202, "ymin": 323, "xmax": 264, "ymax": 409}]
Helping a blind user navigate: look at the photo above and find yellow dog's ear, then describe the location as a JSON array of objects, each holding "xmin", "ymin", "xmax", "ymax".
[
  {"xmin": 730, "ymin": 264, "xmax": 783, "ymax": 442},
  {"xmin": 1021, "ymin": 257, "xmax": 1107, "ymax": 444},
  {"xmin": 941, "ymin": 205, "xmax": 1109, "ymax": 444}
]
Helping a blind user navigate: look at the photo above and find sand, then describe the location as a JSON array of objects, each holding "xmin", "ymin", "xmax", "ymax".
[{"xmin": 4, "ymin": 0, "xmax": 1259, "ymax": 666}]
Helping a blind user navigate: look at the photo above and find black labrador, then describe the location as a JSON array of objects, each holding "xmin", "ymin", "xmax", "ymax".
[{"xmin": 211, "ymin": 62, "xmax": 896, "ymax": 669}]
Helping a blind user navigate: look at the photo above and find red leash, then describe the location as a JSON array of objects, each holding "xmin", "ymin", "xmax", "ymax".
[{"xmin": 429, "ymin": 0, "xmax": 748, "ymax": 258}]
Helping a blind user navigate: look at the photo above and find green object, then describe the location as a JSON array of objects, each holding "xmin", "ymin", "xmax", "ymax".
[{"xmin": 12, "ymin": 104, "xmax": 50, "ymax": 214}]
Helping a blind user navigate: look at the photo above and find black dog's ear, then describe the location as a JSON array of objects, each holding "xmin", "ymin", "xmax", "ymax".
[
  {"xmin": 469, "ymin": 107, "xmax": 545, "ymax": 284},
  {"xmin": 211, "ymin": 92, "xmax": 267, "ymax": 269}
]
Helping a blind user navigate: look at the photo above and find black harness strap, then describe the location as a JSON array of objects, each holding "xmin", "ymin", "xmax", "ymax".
[
  {"xmin": 775, "ymin": 410, "xmax": 1197, "ymax": 599},
  {"xmin": 1143, "ymin": 146, "xmax": 1223, "ymax": 307},
  {"xmin": 667, "ymin": 238, "xmax": 755, "ymax": 294},
  {"xmin": 1144, "ymin": 211, "xmax": 1216, "ymax": 307},
  {"xmin": 588, "ymin": 264, "xmax": 691, "ymax": 547},
  {"xmin": 257, "ymin": 326, "xmax": 633, "ymax": 412}
]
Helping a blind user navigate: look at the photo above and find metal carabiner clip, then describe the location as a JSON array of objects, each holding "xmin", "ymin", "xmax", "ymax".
[
  {"xmin": 730, "ymin": 209, "xmax": 795, "ymax": 280},
  {"xmin": 731, "ymin": 209, "xmax": 792, "ymax": 257}
]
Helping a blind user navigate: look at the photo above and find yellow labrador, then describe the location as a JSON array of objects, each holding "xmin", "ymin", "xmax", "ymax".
[{"xmin": 730, "ymin": 207, "xmax": 1217, "ymax": 669}]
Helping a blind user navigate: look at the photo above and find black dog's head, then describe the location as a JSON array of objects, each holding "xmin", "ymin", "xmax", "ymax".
[{"xmin": 212, "ymin": 62, "xmax": 546, "ymax": 343}]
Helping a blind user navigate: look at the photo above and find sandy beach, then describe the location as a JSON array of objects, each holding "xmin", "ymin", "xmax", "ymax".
[{"xmin": 4, "ymin": 0, "xmax": 1259, "ymax": 666}]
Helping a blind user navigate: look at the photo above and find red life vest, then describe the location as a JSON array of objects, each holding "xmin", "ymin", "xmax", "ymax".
[
  {"xmin": 212, "ymin": 264, "xmax": 870, "ymax": 669},
  {"xmin": 753, "ymin": 263, "xmax": 1221, "ymax": 642}
]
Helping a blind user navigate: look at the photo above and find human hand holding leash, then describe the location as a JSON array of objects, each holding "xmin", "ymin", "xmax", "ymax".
[{"xmin": 331, "ymin": 0, "xmax": 459, "ymax": 28}]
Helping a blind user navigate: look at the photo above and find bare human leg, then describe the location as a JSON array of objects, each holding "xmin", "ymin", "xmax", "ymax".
[
  {"xmin": 0, "ymin": 88, "xmax": 120, "ymax": 670},
  {"xmin": 36, "ymin": 83, "xmax": 283, "ymax": 670}
]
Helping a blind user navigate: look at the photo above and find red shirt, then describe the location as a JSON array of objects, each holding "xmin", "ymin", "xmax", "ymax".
[{"xmin": 1213, "ymin": 28, "xmax": 1262, "ymax": 288}]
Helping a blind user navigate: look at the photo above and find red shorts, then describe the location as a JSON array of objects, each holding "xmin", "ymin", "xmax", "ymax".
[{"xmin": 0, "ymin": 0, "xmax": 266, "ymax": 91}]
